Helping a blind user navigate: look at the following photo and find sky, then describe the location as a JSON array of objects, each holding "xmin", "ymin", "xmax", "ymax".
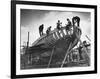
[{"xmin": 21, "ymin": 9, "xmax": 91, "ymax": 46}]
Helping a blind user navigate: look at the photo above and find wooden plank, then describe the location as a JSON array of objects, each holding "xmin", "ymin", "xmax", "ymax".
[
  {"xmin": 57, "ymin": 31, "xmax": 61, "ymax": 38},
  {"xmin": 60, "ymin": 29, "xmax": 65, "ymax": 37},
  {"xmin": 53, "ymin": 32, "xmax": 58, "ymax": 40}
]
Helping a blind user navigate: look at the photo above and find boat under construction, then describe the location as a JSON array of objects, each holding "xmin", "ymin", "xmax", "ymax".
[{"xmin": 21, "ymin": 24, "xmax": 91, "ymax": 69}]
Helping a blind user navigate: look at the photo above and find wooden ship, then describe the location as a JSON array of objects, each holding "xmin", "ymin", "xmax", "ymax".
[{"xmin": 21, "ymin": 24, "xmax": 90, "ymax": 69}]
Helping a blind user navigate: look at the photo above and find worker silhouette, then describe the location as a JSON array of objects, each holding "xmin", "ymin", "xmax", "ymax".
[
  {"xmin": 78, "ymin": 44, "xmax": 83, "ymax": 60},
  {"xmin": 56, "ymin": 20, "xmax": 62, "ymax": 30},
  {"xmin": 46, "ymin": 26, "xmax": 51, "ymax": 35},
  {"xmin": 39, "ymin": 24, "xmax": 44, "ymax": 36},
  {"xmin": 72, "ymin": 16, "xmax": 80, "ymax": 27},
  {"xmin": 65, "ymin": 18, "xmax": 72, "ymax": 31}
]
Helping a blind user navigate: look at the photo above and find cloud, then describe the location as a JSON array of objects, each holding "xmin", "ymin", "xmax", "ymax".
[
  {"xmin": 21, "ymin": 10, "xmax": 91, "ymax": 46},
  {"xmin": 21, "ymin": 9, "xmax": 50, "ymax": 27}
]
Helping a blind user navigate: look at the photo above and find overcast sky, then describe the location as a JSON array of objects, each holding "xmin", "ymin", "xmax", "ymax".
[{"xmin": 21, "ymin": 9, "xmax": 91, "ymax": 46}]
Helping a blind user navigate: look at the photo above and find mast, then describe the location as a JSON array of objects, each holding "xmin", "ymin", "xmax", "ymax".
[{"xmin": 27, "ymin": 32, "xmax": 29, "ymax": 48}]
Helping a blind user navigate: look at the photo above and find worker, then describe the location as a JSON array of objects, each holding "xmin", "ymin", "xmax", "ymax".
[
  {"xmin": 72, "ymin": 16, "xmax": 80, "ymax": 27},
  {"xmin": 65, "ymin": 18, "xmax": 72, "ymax": 31},
  {"xmin": 39, "ymin": 24, "xmax": 44, "ymax": 36},
  {"xmin": 78, "ymin": 44, "xmax": 83, "ymax": 60},
  {"xmin": 46, "ymin": 26, "xmax": 51, "ymax": 35},
  {"xmin": 56, "ymin": 20, "xmax": 62, "ymax": 30}
]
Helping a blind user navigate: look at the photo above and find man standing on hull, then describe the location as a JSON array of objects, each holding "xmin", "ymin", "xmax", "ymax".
[{"xmin": 39, "ymin": 24, "xmax": 44, "ymax": 36}]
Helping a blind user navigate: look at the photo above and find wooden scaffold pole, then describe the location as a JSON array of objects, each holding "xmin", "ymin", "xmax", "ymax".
[
  {"xmin": 47, "ymin": 46, "xmax": 55, "ymax": 68},
  {"xmin": 61, "ymin": 42, "xmax": 72, "ymax": 68}
]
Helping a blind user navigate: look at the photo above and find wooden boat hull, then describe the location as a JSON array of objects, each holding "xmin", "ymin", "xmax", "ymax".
[{"xmin": 25, "ymin": 26, "xmax": 81, "ymax": 56}]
